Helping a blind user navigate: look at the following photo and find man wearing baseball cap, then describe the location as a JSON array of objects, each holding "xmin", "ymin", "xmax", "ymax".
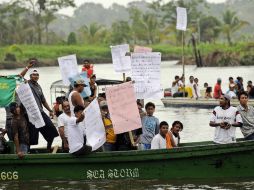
[
  {"xmin": 68, "ymin": 78, "xmax": 87, "ymax": 116},
  {"xmin": 19, "ymin": 59, "xmax": 59, "ymax": 151},
  {"xmin": 209, "ymin": 94, "xmax": 243, "ymax": 144}
]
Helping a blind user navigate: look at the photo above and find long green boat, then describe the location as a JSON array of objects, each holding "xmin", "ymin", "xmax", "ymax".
[{"xmin": 0, "ymin": 139, "xmax": 254, "ymax": 181}]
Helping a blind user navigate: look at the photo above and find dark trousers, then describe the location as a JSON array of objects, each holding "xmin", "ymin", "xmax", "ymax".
[
  {"xmin": 245, "ymin": 133, "xmax": 254, "ymax": 140},
  {"xmin": 72, "ymin": 144, "xmax": 92, "ymax": 156},
  {"xmin": 26, "ymin": 111, "xmax": 59, "ymax": 149}
]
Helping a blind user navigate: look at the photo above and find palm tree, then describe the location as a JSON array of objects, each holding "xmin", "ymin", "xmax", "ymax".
[
  {"xmin": 79, "ymin": 23, "xmax": 103, "ymax": 44},
  {"xmin": 222, "ymin": 10, "xmax": 249, "ymax": 45}
]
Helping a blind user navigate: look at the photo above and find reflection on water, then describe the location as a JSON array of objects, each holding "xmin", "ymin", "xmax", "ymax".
[{"xmin": 1, "ymin": 179, "xmax": 254, "ymax": 190}]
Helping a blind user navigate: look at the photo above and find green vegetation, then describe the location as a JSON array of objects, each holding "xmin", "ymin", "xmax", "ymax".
[
  {"xmin": 0, "ymin": 43, "xmax": 253, "ymax": 64},
  {"xmin": 0, "ymin": 0, "xmax": 253, "ymax": 68}
]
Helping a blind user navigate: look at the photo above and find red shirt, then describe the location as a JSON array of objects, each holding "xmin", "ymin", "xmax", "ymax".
[{"xmin": 213, "ymin": 83, "xmax": 222, "ymax": 99}]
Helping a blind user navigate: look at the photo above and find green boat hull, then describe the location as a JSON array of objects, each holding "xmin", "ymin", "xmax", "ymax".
[{"xmin": 0, "ymin": 140, "xmax": 254, "ymax": 181}]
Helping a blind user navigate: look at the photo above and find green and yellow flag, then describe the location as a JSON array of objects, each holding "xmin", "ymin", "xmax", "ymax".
[{"xmin": 0, "ymin": 75, "xmax": 18, "ymax": 107}]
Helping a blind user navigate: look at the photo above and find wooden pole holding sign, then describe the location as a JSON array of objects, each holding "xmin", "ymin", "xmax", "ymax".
[
  {"xmin": 182, "ymin": 31, "xmax": 185, "ymax": 97},
  {"xmin": 123, "ymin": 69, "xmax": 135, "ymax": 147}
]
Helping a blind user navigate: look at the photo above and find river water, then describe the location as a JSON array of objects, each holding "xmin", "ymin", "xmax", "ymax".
[{"xmin": 0, "ymin": 61, "xmax": 254, "ymax": 189}]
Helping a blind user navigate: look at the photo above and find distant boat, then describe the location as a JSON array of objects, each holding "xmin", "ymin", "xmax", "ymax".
[
  {"xmin": 161, "ymin": 97, "xmax": 254, "ymax": 109},
  {"xmin": 1, "ymin": 139, "xmax": 254, "ymax": 181}
]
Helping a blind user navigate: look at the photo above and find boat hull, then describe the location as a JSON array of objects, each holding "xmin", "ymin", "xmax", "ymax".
[
  {"xmin": 161, "ymin": 97, "xmax": 254, "ymax": 109},
  {"xmin": 0, "ymin": 140, "xmax": 254, "ymax": 181}
]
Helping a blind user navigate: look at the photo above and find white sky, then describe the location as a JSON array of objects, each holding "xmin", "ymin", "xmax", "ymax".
[{"xmin": 1, "ymin": 0, "xmax": 227, "ymax": 16}]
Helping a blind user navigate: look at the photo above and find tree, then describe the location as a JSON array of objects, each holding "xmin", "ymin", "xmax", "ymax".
[
  {"xmin": 79, "ymin": 23, "xmax": 103, "ymax": 44},
  {"xmin": 200, "ymin": 16, "xmax": 221, "ymax": 43},
  {"xmin": 161, "ymin": 0, "xmax": 207, "ymax": 45},
  {"xmin": 111, "ymin": 21, "xmax": 132, "ymax": 44},
  {"xmin": 14, "ymin": 0, "xmax": 75, "ymax": 44},
  {"xmin": 67, "ymin": 32, "xmax": 77, "ymax": 45},
  {"xmin": 128, "ymin": 7, "xmax": 147, "ymax": 44},
  {"xmin": 222, "ymin": 10, "xmax": 249, "ymax": 45}
]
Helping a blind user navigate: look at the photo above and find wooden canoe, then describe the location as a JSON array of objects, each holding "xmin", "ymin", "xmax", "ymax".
[{"xmin": 161, "ymin": 97, "xmax": 254, "ymax": 109}]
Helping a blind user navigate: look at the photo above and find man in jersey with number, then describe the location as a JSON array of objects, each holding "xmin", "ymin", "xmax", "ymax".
[{"xmin": 209, "ymin": 94, "xmax": 243, "ymax": 144}]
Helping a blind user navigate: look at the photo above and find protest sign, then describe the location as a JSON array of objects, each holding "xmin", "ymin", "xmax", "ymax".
[
  {"xmin": 110, "ymin": 44, "xmax": 131, "ymax": 73},
  {"xmin": 176, "ymin": 7, "xmax": 187, "ymax": 31},
  {"xmin": 16, "ymin": 83, "xmax": 45, "ymax": 128},
  {"xmin": 131, "ymin": 52, "xmax": 163, "ymax": 99},
  {"xmin": 106, "ymin": 82, "xmax": 142, "ymax": 134},
  {"xmin": 134, "ymin": 45, "xmax": 152, "ymax": 53},
  {"xmin": 84, "ymin": 99, "xmax": 106, "ymax": 151},
  {"xmin": 58, "ymin": 54, "xmax": 79, "ymax": 85}
]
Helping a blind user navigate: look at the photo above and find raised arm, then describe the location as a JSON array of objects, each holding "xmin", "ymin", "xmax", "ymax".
[{"xmin": 19, "ymin": 60, "xmax": 35, "ymax": 77}]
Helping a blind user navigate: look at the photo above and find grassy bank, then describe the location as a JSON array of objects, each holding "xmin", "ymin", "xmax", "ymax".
[{"xmin": 0, "ymin": 43, "xmax": 253, "ymax": 69}]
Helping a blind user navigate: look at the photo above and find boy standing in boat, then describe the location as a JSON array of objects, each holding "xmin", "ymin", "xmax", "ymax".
[
  {"xmin": 209, "ymin": 94, "xmax": 243, "ymax": 144},
  {"xmin": 237, "ymin": 91, "xmax": 254, "ymax": 140},
  {"xmin": 151, "ymin": 121, "xmax": 168, "ymax": 149},
  {"xmin": 67, "ymin": 105, "xmax": 92, "ymax": 156},
  {"xmin": 140, "ymin": 102, "xmax": 159, "ymax": 150}
]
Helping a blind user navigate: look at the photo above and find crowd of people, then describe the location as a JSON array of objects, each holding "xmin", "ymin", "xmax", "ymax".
[
  {"xmin": 171, "ymin": 75, "xmax": 254, "ymax": 99},
  {"xmin": 1, "ymin": 59, "xmax": 254, "ymax": 158}
]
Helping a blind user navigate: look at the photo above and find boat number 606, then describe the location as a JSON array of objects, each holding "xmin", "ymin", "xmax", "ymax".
[{"xmin": 0, "ymin": 171, "xmax": 18, "ymax": 180}]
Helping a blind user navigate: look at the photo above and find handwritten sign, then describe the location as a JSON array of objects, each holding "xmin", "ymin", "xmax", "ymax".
[
  {"xmin": 58, "ymin": 54, "xmax": 79, "ymax": 85},
  {"xmin": 134, "ymin": 45, "xmax": 152, "ymax": 53},
  {"xmin": 84, "ymin": 99, "xmax": 106, "ymax": 151},
  {"xmin": 176, "ymin": 7, "xmax": 187, "ymax": 31},
  {"xmin": 16, "ymin": 83, "xmax": 45, "ymax": 128},
  {"xmin": 106, "ymin": 82, "xmax": 141, "ymax": 134},
  {"xmin": 131, "ymin": 52, "xmax": 163, "ymax": 99},
  {"xmin": 110, "ymin": 44, "xmax": 131, "ymax": 73}
]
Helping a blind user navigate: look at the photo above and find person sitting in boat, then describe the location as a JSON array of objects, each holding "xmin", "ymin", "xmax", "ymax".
[
  {"xmin": 9, "ymin": 102, "xmax": 29, "ymax": 158},
  {"xmin": 140, "ymin": 102, "xmax": 160, "ymax": 150},
  {"xmin": 81, "ymin": 59, "xmax": 94, "ymax": 78},
  {"xmin": 165, "ymin": 121, "xmax": 183, "ymax": 148},
  {"xmin": 68, "ymin": 78, "xmax": 87, "ymax": 116},
  {"xmin": 0, "ymin": 128, "xmax": 7, "ymax": 154},
  {"xmin": 226, "ymin": 84, "xmax": 237, "ymax": 99},
  {"xmin": 237, "ymin": 91, "xmax": 254, "ymax": 140},
  {"xmin": 67, "ymin": 105, "xmax": 92, "ymax": 156},
  {"xmin": 201, "ymin": 83, "xmax": 212, "ymax": 98},
  {"xmin": 171, "ymin": 75, "xmax": 187, "ymax": 98},
  {"xmin": 209, "ymin": 94, "xmax": 243, "ymax": 144},
  {"xmin": 151, "ymin": 121, "xmax": 169, "ymax": 149},
  {"xmin": 100, "ymin": 101, "xmax": 117, "ymax": 151},
  {"xmin": 186, "ymin": 75, "xmax": 195, "ymax": 98},
  {"xmin": 213, "ymin": 78, "xmax": 222, "ymax": 99},
  {"xmin": 89, "ymin": 74, "xmax": 97, "ymax": 102},
  {"xmin": 57, "ymin": 100, "xmax": 71, "ymax": 152},
  {"xmin": 19, "ymin": 60, "xmax": 59, "ymax": 151}
]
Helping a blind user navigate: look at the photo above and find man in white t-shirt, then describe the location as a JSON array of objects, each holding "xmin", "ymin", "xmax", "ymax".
[
  {"xmin": 151, "ymin": 121, "xmax": 169, "ymax": 149},
  {"xmin": 57, "ymin": 100, "xmax": 71, "ymax": 152},
  {"xmin": 67, "ymin": 105, "xmax": 92, "ymax": 156},
  {"xmin": 209, "ymin": 94, "xmax": 243, "ymax": 144}
]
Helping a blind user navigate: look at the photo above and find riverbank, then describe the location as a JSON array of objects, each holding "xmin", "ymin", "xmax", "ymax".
[{"xmin": 0, "ymin": 43, "xmax": 253, "ymax": 69}]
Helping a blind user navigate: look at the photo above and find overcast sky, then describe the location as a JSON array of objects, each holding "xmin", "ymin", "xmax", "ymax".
[{"xmin": 1, "ymin": 0, "xmax": 227, "ymax": 16}]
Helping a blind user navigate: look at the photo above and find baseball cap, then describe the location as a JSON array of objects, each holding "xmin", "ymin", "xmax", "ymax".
[
  {"xmin": 223, "ymin": 94, "xmax": 231, "ymax": 101},
  {"xmin": 74, "ymin": 79, "xmax": 86, "ymax": 86},
  {"xmin": 100, "ymin": 101, "xmax": 108, "ymax": 108},
  {"xmin": 30, "ymin": 69, "xmax": 39, "ymax": 75}
]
